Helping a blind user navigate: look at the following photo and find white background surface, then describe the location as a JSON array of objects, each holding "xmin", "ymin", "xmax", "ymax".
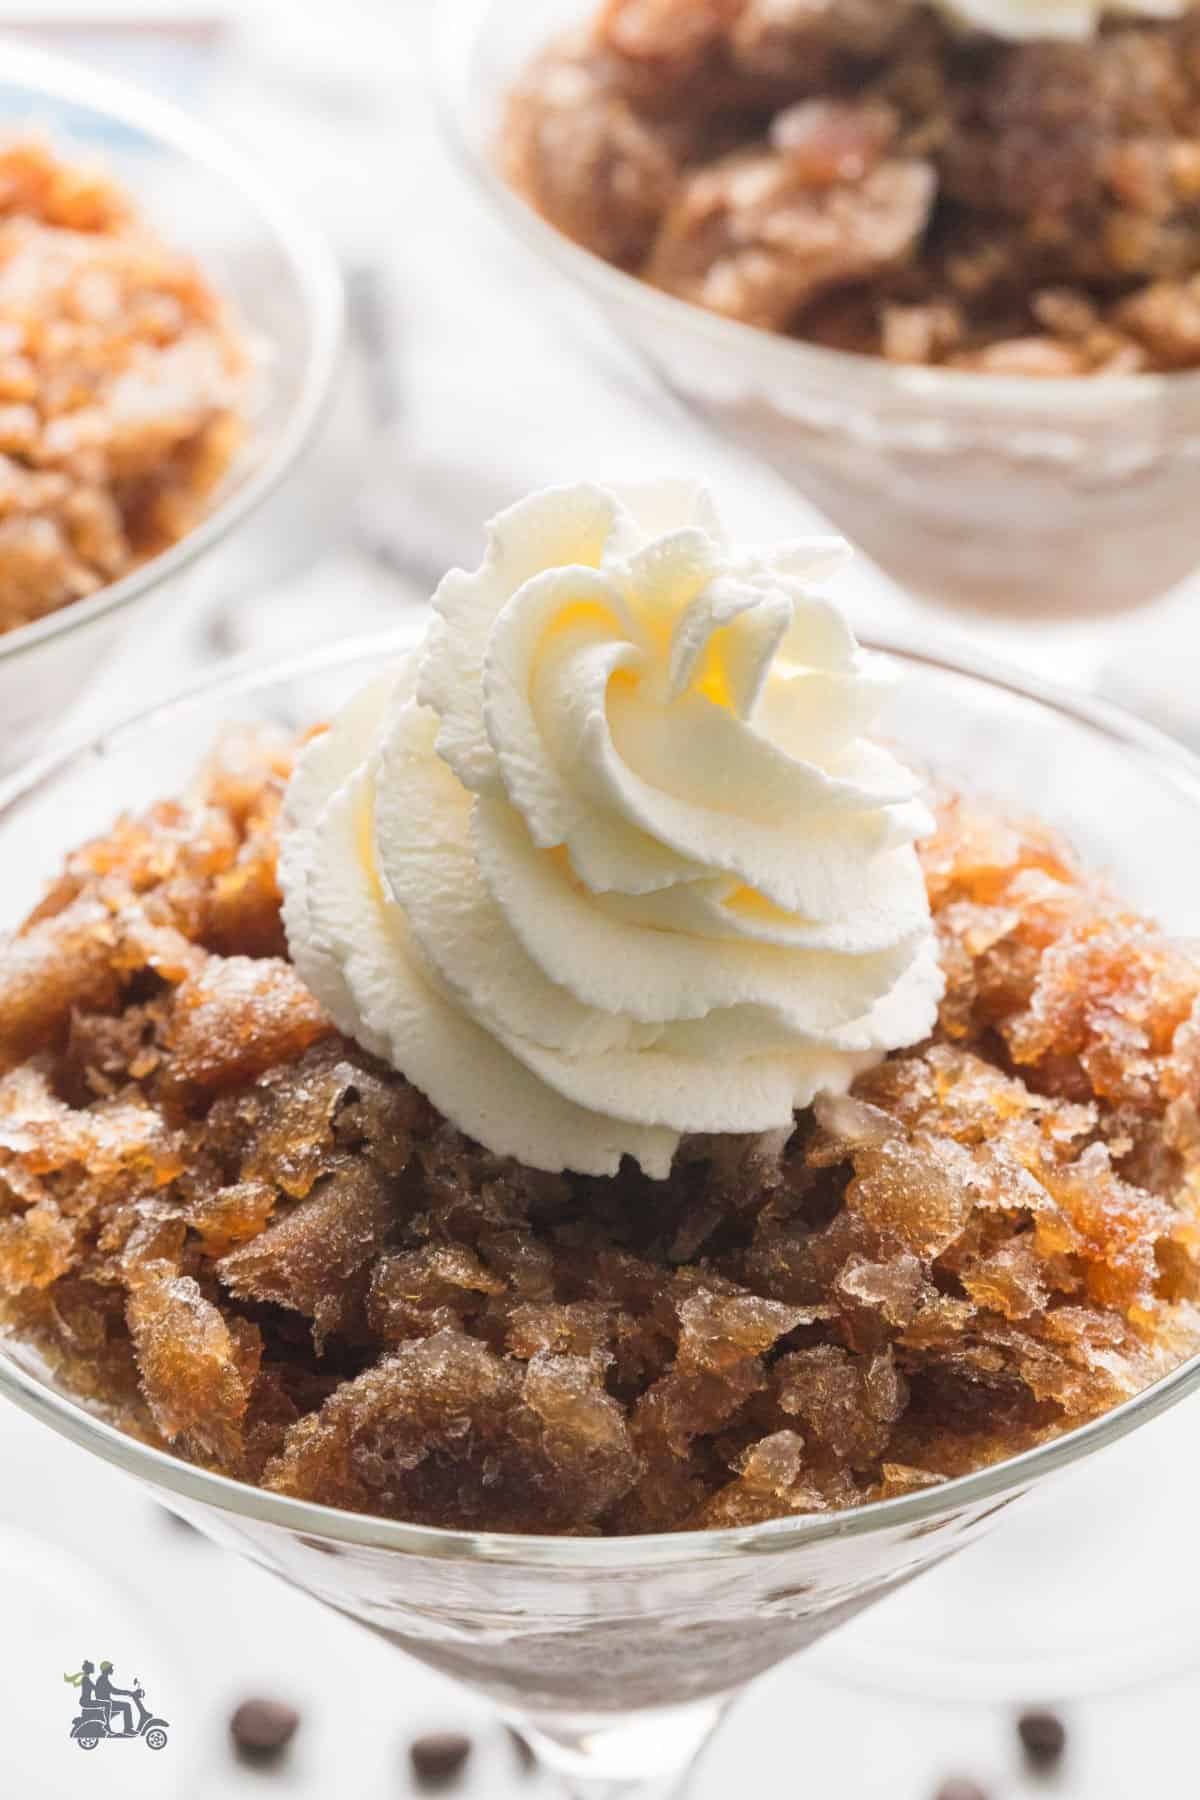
[{"xmin": 3, "ymin": 2, "xmax": 1200, "ymax": 1796}]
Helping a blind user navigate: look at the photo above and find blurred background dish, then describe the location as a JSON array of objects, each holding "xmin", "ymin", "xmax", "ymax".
[
  {"xmin": 436, "ymin": 0, "xmax": 1200, "ymax": 626},
  {"xmin": 497, "ymin": 3, "xmax": 1200, "ymax": 381},
  {"xmin": 0, "ymin": 37, "xmax": 341, "ymax": 769}
]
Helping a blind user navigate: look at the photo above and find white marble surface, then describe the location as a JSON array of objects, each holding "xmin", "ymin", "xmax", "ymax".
[{"xmin": 4, "ymin": 3, "xmax": 1200, "ymax": 1796}]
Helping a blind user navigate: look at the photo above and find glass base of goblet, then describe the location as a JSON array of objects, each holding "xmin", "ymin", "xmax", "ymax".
[
  {"xmin": 517, "ymin": 1698, "xmax": 727, "ymax": 1797},
  {"xmin": 810, "ymin": 1399, "xmax": 1200, "ymax": 1703}
]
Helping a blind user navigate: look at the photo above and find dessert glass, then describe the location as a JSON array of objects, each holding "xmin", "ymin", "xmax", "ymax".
[
  {"xmin": 2, "ymin": 633, "xmax": 1200, "ymax": 1797},
  {"xmin": 434, "ymin": 0, "xmax": 1200, "ymax": 620},
  {"xmin": 0, "ymin": 41, "xmax": 343, "ymax": 765}
]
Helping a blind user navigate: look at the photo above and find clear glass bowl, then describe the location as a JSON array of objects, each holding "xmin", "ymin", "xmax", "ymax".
[
  {"xmin": 0, "ymin": 41, "xmax": 343, "ymax": 766},
  {"xmin": 2, "ymin": 634, "xmax": 1200, "ymax": 1796},
  {"xmin": 435, "ymin": 0, "xmax": 1200, "ymax": 619}
]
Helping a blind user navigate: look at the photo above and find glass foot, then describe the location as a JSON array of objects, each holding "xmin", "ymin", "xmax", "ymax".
[{"xmin": 518, "ymin": 1698, "xmax": 727, "ymax": 1799}]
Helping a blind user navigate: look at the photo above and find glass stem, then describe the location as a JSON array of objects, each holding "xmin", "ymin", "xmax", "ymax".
[{"xmin": 517, "ymin": 1696, "xmax": 729, "ymax": 1800}]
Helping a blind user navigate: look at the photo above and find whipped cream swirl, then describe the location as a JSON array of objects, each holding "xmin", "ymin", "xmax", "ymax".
[
  {"xmin": 942, "ymin": 0, "xmax": 1188, "ymax": 39},
  {"xmin": 280, "ymin": 483, "xmax": 942, "ymax": 1179}
]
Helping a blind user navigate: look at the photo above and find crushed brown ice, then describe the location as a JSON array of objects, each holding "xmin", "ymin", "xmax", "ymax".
[{"xmin": 1, "ymin": 738, "xmax": 1199, "ymax": 1532}]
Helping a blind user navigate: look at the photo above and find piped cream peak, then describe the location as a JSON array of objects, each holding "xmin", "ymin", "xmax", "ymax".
[{"xmin": 280, "ymin": 482, "xmax": 942, "ymax": 1178}]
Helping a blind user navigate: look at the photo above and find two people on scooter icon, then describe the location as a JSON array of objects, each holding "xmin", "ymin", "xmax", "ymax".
[{"xmin": 64, "ymin": 1658, "xmax": 169, "ymax": 1750}]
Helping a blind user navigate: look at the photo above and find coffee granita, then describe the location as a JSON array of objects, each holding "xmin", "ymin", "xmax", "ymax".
[
  {"xmin": 503, "ymin": 0, "xmax": 1200, "ymax": 373},
  {"xmin": 0, "ymin": 136, "xmax": 246, "ymax": 637},
  {"xmin": 2, "ymin": 483, "xmax": 1199, "ymax": 1534}
]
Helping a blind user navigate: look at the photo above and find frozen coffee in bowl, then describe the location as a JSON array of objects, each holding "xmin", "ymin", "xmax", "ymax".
[
  {"xmin": 439, "ymin": 0, "xmax": 1200, "ymax": 611},
  {"xmin": 0, "ymin": 43, "xmax": 341, "ymax": 762}
]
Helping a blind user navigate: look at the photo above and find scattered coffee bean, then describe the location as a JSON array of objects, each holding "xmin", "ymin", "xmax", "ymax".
[
  {"xmin": 410, "ymin": 1730, "xmax": 473, "ymax": 1788},
  {"xmin": 230, "ymin": 1697, "xmax": 300, "ymax": 1761},
  {"xmin": 1017, "ymin": 1709, "xmax": 1067, "ymax": 1771},
  {"xmin": 935, "ymin": 1780, "xmax": 990, "ymax": 1800},
  {"xmin": 508, "ymin": 1725, "xmax": 536, "ymax": 1772}
]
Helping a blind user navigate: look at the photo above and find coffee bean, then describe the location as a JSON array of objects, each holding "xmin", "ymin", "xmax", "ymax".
[
  {"xmin": 1017, "ymin": 1709, "xmax": 1067, "ymax": 1770},
  {"xmin": 410, "ymin": 1731, "xmax": 472, "ymax": 1788},
  {"xmin": 230, "ymin": 1697, "xmax": 300, "ymax": 1761},
  {"xmin": 935, "ymin": 1779, "xmax": 990, "ymax": 1800}
]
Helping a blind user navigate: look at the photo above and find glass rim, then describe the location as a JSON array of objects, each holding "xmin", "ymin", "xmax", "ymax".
[
  {"xmin": 0, "ymin": 38, "xmax": 345, "ymax": 669},
  {"xmin": 430, "ymin": 0, "xmax": 1200, "ymax": 411},
  {"xmin": 2, "ymin": 624, "xmax": 1200, "ymax": 1567}
]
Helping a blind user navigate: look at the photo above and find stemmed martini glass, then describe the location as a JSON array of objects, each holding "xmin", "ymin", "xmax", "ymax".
[{"xmin": 2, "ymin": 632, "xmax": 1200, "ymax": 1797}]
